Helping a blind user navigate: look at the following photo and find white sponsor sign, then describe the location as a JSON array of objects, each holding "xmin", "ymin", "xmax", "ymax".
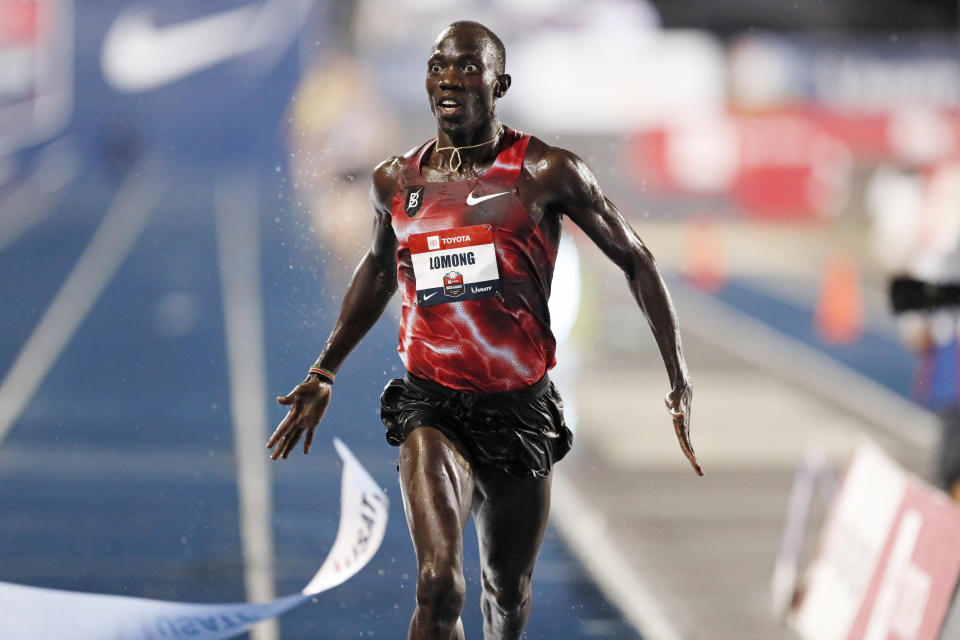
[
  {"xmin": 793, "ymin": 442, "xmax": 908, "ymax": 640},
  {"xmin": 0, "ymin": 439, "xmax": 388, "ymax": 640},
  {"xmin": 792, "ymin": 441, "xmax": 960, "ymax": 640}
]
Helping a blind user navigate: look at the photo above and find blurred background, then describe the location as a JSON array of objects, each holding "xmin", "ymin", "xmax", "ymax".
[{"xmin": 1, "ymin": 1, "xmax": 959, "ymax": 638}]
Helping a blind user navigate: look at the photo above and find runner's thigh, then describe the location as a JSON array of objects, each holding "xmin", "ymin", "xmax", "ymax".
[
  {"xmin": 399, "ymin": 426, "xmax": 475, "ymax": 559},
  {"xmin": 473, "ymin": 471, "xmax": 552, "ymax": 580}
]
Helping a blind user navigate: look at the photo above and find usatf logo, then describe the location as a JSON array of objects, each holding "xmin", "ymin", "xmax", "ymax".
[{"xmin": 405, "ymin": 187, "xmax": 424, "ymax": 217}]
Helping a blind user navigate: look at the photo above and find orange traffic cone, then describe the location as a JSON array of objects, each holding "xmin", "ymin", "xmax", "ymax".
[
  {"xmin": 685, "ymin": 215, "xmax": 725, "ymax": 292},
  {"xmin": 815, "ymin": 251, "xmax": 864, "ymax": 344}
]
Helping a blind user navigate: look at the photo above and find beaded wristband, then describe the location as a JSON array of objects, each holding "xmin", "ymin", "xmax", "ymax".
[{"xmin": 308, "ymin": 367, "xmax": 335, "ymax": 384}]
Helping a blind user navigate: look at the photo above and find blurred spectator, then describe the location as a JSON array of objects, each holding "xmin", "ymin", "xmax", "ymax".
[
  {"xmin": 869, "ymin": 161, "xmax": 960, "ymax": 502},
  {"xmin": 289, "ymin": 55, "xmax": 398, "ymax": 285}
]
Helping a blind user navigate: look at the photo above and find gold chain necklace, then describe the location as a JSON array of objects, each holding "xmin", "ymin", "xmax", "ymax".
[{"xmin": 434, "ymin": 126, "xmax": 504, "ymax": 172}]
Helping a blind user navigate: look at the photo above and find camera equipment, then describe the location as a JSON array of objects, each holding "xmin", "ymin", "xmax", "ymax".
[{"xmin": 890, "ymin": 277, "xmax": 960, "ymax": 313}]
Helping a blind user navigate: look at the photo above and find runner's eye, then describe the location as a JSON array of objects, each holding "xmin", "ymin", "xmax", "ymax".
[
  {"xmin": 429, "ymin": 63, "xmax": 442, "ymax": 73},
  {"xmin": 463, "ymin": 62, "xmax": 479, "ymax": 73}
]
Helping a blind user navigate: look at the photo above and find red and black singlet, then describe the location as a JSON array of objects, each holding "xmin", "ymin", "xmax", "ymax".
[{"xmin": 390, "ymin": 127, "xmax": 559, "ymax": 393}]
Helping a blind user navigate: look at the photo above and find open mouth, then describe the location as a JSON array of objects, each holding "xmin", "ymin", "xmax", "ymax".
[{"xmin": 436, "ymin": 98, "xmax": 463, "ymax": 117}]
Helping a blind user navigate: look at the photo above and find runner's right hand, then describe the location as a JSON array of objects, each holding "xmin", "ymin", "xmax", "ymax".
[{"xmin": 267, "ymin": 377, "xmax": 332, "ymax": 459}]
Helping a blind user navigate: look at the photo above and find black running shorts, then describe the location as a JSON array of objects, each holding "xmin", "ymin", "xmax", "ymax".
[{"xmin": 380, "ymin": 373, "xmax": 573, "ymax": 478}]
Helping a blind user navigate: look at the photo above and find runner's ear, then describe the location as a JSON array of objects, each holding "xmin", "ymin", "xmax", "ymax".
[{"xmin": 494, "ymin": 74, "xmax": 511, "ymax": 98}]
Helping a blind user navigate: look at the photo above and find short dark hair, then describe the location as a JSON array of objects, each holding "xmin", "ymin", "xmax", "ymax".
[{"xmin": 445, "ymin": 21, "xmax": 506, "ymax": 75}]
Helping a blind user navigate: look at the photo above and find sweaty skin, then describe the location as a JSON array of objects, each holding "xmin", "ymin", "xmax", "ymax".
[{"xmin": 268, "ymin": 20, "xmax": 701, "ymax": 640}]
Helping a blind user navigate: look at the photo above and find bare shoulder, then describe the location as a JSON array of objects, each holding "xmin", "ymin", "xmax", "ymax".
[
  {"xmin": 371, "ymin": 156, "xmax": 405, "ymax": 214},
  {"xmin": 523, "ymin": 136, "xmax": 581, "ymax": 177},
  {"xmin": 521, "ymin": 135, "xmax": 602, "ymax": 207}
]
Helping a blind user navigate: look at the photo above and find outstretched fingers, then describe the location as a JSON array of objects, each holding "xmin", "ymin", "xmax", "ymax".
[
  {"xmin": 673, "ymin": 415, "xmax": 703, "ymax": 476},
  {"xmin": 268, "ymin": 380, "xmax": 330, "ymax": 459},
  {"xmin": 267, "ymin": 402, "xmax": 298, "ymax": 450},
  {"xmin": 270, "ymin": 425, "xmax": 300, "ymax": 460},
  {"xmin": 665, "ymin": 389, "xmax": 702, "ymax": 476},
  {"xmin": 280, "ymin": 428, "xmax": 303, "ymax": 459},
  {"xmin": 303, "ymin": 423, "xmax": 316, "ymax": 455}
]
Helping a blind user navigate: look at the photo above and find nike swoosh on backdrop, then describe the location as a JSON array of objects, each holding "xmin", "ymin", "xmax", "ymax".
[
  {"xmin": 466, "ymin": 191, "xmax": 510, "ymax": 206},
  {"xmin": 101, "ymin": 0, "xmax": 314, "ymax": 92}
]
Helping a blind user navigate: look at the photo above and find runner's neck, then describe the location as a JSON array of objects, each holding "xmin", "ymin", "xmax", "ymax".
[{"xmin": 434, "ymin": 121, "xmax": 504, "ymax": 173}]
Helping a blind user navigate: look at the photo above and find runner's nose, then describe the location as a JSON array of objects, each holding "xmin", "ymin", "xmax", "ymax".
[{"xmin": 438, "ymin": 70, "xmax": 463, "ymax": 90}]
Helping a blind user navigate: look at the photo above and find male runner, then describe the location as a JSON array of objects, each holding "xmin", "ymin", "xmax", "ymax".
[{"xmin": 268, "ymin": 20, "xmax": 702, "ymax": 640}]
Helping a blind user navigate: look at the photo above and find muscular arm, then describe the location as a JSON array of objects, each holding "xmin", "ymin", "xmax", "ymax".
[
  {"xmin": 267, "ymin": 159, "xmax": 400, "ymax": 459},
  {"xmin": 529, "ymin": 143, "xmax": 701, "ymax": 475}
]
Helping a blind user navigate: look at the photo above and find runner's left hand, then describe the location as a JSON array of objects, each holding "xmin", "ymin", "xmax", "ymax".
[{"xmin": 665, "ymin": 383, "xmax": 702, "ymax": 476}]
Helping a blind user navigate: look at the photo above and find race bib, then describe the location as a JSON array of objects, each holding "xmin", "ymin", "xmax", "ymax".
[{"xmin": 409, "ymin": 224, "xmax": 501, "ymax": 306}]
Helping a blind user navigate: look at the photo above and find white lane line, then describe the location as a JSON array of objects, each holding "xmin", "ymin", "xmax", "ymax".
[
  {"xmin": 0, "ymin": 160, "xmax": 163, "ymax": 447},
  {"xmin": 669, "ymin": 280, "xmax": 937, "ymax": 451},
  {"xmin": 551, "ymin": 471, "xmax": 685, "ymax": 640},
  {"xmin": 214, "ymin": 174, "xmax": 277, "ymax": 640}
]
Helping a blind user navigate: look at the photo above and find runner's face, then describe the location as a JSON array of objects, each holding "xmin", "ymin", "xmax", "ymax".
[{"xmin": 426, "ymin": 30, "xmax": 501, "ymax": 132}]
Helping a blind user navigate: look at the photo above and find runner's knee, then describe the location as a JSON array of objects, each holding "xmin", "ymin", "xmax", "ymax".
[
  {"xmin": 482, "ymin": 571, "xmax": 531, "ymax": 613},
  {"xmin": 417, "ymin": 562, "xmax": 466, "ymax": 620}
]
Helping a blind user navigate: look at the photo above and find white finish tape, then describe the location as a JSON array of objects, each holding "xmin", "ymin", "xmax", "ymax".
[{"xmin": 0, "ymin": 439, "xmax": 388, "ymax": 640}]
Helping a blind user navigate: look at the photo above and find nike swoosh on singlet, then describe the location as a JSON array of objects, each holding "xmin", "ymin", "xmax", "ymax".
[
  {"xmin": 465, "ymin": 191, "xmax": 510, "ymax": 206},
  {"xmin": 423, "ymin": 292, "xmax": 438, "ymax": 301}
]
